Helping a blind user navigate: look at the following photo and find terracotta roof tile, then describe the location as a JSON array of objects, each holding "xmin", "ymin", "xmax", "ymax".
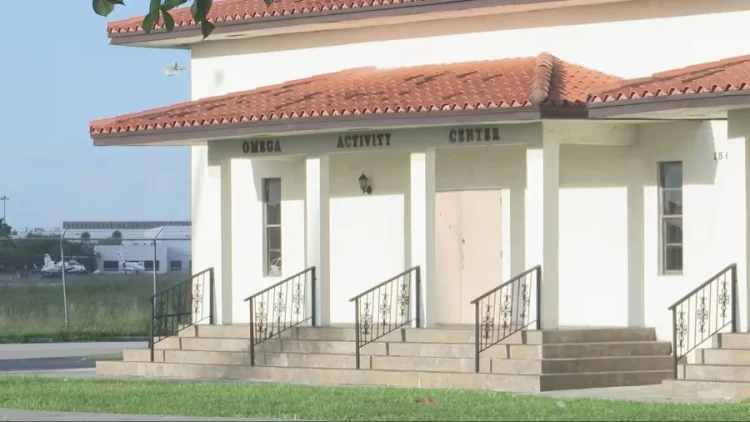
[
  {"xmin": 90, "ymin": 53, "xmax": 621, "ymax": 136},
  {"xmin": 588, "ymin": 54, "xmax": 750, "ymax": 103},
  {"xmin": 107, "ymin": 0, "xmax": 428, "ymax": 35}
]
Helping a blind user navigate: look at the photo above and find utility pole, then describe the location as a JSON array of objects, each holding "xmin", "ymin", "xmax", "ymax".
[{"xmin": 0, "ymin": 196, "xmax": 8, "ymax": 223}]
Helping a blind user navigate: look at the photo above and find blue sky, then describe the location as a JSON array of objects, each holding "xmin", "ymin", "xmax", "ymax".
[{"xmin": 0, "ymin": 2, "xmax": 191, "ymax": 231}]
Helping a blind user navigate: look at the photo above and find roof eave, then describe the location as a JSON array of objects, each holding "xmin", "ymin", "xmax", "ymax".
[
  {"xmin": 91, "ymin": 107, "xmax": 545, "ymax": 146},
  {"xmin": 587, "ymin": 90, "xmax": 750, "ymax": 118},
  {"xmin": 106, "ymin": 0, "xmax": 575, "ymax": 47}
]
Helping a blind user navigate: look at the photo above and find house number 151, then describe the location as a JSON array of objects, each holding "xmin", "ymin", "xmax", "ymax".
[{"xmin": 714, "ymin": 152, "xmax": 729, "ymax": 161}]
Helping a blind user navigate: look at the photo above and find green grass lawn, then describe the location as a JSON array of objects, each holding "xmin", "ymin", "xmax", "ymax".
[
  {"xmin": 0, "ymin": 377, "xmax": 747, "ymax": 421},
  {"xmin": 0, "ymin": 274, "xmax": 183, "ymax": 342}
]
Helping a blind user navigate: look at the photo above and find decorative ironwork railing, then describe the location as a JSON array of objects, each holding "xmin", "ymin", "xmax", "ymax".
[
  {"xmin": 350, "ymin": 266, "xmax": 421, "ymax": 369},
  {"xmin": 668, "ymin": 263, "xmax": 737, "ymax": 378},
  {"xmin": 470, "ymin": 265, "xmax": 541, "ymax": 373},
  {"xmin": 244, "ymin": 267, "xmax": 317, "ymax": 366},
  {"xmin": 149, "ymin": 267, "xmax": 215, "ymax": 362}
]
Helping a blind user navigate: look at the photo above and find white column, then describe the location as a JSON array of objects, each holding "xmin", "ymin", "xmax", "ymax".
[
  {"xmin": 218, "ymin": 158, "xmax": 234, "ymax": 324},
  {"xmin": 525, "ymin": 135, "xmax": 560, "ymax": 330},
  {"xmin": 192, "ymin": 146, "xmax": 224, "ymax": 325},
  {"xmin": 306, "ymin": 155, "xmax": 331, "ymax": 326},
  {"xmin": 510, "ymin": 184, "xmax": 526, "ymax": 277},
  {"xmin": 729, "ymin": 111, "xmax": 750, "ymax": 332},
  {"xmin": 410, "ymin": 149, "xmax": 436, "ymax": 327}
]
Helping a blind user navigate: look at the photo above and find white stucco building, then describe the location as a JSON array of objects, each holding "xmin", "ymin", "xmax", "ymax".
[{"xmin": 91, "ymin": 0, "xmax": 750, "ymax": 395}]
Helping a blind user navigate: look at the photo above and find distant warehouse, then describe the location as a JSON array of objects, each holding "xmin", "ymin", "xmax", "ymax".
[{"xmin": 62, "ymin": 220, "xmax": 191, "ymax": 275}]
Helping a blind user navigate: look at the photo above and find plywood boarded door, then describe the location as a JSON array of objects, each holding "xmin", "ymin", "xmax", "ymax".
[
  {"xmin": 435, "ymin": 191, "xmax": 463, "ymax": 325},
  {"xmin": 434, "ymin": 190, "xmax": 503, "ymax": 325}
]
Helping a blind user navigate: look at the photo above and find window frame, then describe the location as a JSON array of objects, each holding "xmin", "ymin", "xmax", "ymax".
[
  {"xmin": 170, "ymin": 260, "xmax": 183, "ymax": 272},
  {"xmin": 658, "ymin": 161, "xmax": 683, "ymax": 275},
  {"xmin": 144, "ymin": 260, "xmax": 161, "ymax": 271},
  {"xmin": 102, "ymin": 260, "xmax": 119, "ymax": 271},
  {"xmin": 262, "ymin": 178, "xmax": 282, "ymax": 277}
]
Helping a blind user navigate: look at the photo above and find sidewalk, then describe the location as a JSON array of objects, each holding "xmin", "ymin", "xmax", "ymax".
[{"xmin": 0, "ymin": 409, "xmax": 296, "ymax": 421}]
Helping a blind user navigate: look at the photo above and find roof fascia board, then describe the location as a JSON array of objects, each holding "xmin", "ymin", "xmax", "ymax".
[
  {"xmin": 107, "ymin": 0, "xmax": 570, "ymax": 46},
  {"xmin": 587, "ymin": 91, "xmax": 750, "ymax": 118},
  {"xmin": 92, "ymin": 107, "xmax": 542, "ymax": 146}
]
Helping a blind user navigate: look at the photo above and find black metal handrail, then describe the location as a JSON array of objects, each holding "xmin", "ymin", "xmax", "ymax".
[
  {"xmin": 349, "ymin": 266, "xmax": 421, "ymax": 369},
  {"xmin": 667, "ymin": 263, "xmax": 738, "ymax": 378},
  {"xmin": 149, "ymin": 267, "xmax": 215, "ymax": 362},
  {"xmin": 470, "ymin": 265, "xmax": 541, "ymax": 373},
  {"xmin": 243, "ymin": 267, "xmax": 317, "ymax": 366}
]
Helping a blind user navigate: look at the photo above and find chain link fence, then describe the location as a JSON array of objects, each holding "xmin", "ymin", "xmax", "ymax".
[{"xmin": 0, "ymin": 232, "xmax": 191, "ymax": 341}]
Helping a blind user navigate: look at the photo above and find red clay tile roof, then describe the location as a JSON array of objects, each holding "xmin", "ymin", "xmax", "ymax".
[
  {"xmin": 90, "ymin": 53, "xmax": 621, "ymax": 136},
  {"xmin": 588, "ymin": 55, "xmax": 750, "ymax": 103},
  {"xmin": 107, "ymin": 0, "xmax": 428, "ymax": 35}
]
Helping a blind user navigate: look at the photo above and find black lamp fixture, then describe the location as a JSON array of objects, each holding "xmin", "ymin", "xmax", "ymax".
[{"xmin": 358, "ymin": 172, "xmax": 372, "ymax": 195}]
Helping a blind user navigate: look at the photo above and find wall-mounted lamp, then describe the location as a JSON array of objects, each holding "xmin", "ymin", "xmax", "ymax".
[{"xmin": 358, "ymin": 172, "xmax": 373, "ymax": 195}]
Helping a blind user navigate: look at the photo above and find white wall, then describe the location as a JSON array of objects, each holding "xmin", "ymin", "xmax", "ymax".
[
  {"xmin": 227, "ymin": 156, "xmax": 307, "ymax": 323},
  {"xmin": 187, "ymin": 0, "xmax": 750, "ymax": 332},
  {"xmin": 429, "ymin": 120, "xmax": 743, "ymax": 341},
  {"xmin": 639, "ymin": 121, "xmax": 744, "ymax": 342},
  {"xmin": 191, "ymin": 2, "xmax": 750, "ymax": 97},
  {"xmin": 198, "ymin": 118, "xmax": 745, "ymax": 336},
  {"xmin": 328, "ymin": 151, "xmax": 409, "ymax": 323},
  {"xmin": 558, "ymin": 145, "xmax": 635, "ymax": 327},
  {"xmin": 552, "ymin": 121, "xmax": 742, "ymax": 340}
]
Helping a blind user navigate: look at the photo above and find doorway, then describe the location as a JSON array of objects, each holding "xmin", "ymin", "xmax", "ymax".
[{"xmin": 434, "ymin": 189, "xmax": 503, "ymax": 325}]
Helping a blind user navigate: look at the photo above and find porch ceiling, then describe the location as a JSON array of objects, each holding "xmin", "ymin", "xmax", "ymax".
[
  {"xmin": 586, "ymin": 55, "xmax": 750, "ymax": 119},
  {"xmin": 89, "ymin": 52, "xmax": 613, "ymax": 146}
]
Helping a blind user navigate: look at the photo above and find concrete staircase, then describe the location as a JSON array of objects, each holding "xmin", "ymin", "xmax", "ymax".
[
  {"xmin": 663, "ymin": 333, "xmax": 750, "ymax": 399},
  {"xmin": 97, "ymin": 325, "xmax": 674, "ymax": 392}
]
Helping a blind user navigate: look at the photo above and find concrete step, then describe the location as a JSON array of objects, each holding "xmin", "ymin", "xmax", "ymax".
[
  {"xmin": 130, "ymin": 348, "xmax": 495, "ymax": 372},
  {"xmin": 155, "ymin": 336, "xmax": 534, "ymax": 358},
  {"xmin": 683, "ymin": 364, "xmax": 750, "ymax": 382},
  {"xmin": 369, "ymin": 355, "xmax": 671, "ymax": 374},
  {"xmin": 699, "ymin": 348, "xmax": 750, "ymax": 365},
  {"xmin": 541, "ymin": 355, "xmax": 673, "ymax": 373},
  {"xmin": 181, "ymin": 324, "xmax": 539, "ymax": 344},
  {"xmin": 97, "ymin": 360, "xmax": 673, "ymax": 392},
  {"xmin": 540, "ymin": 327, "xmax": 656, "ymax": 344},
  {"xmin": 662, "ymin": 379, "xmax": 750, "ymax": 400},
  {"xmin": 541, "ymin": 341, "xmax": 671, "ymax": 358},
  {"xmin": 540, "ymin": 370, "xmax": 673, "ymax": 390},
  {"xmin": 125, "ymin": 348, "xmax": 672, "ymax": 376},
  {"xmin": 713, "ymin": 333, "xmax": 750, "ymax": 349},
  {"xmin": 97, "ymin": 360, "xmax": 542, "ymax": 392},
  {"xmin": 154, "ymin": 336, "xmax": 670, "ymax": 360},
  {"xmin": 180, "ymin": 325, "xmax": 653, "ymax": 345}
]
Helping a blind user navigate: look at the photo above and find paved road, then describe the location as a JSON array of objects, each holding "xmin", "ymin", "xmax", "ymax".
[
  {"xmin": 0, "ymin": 409, "xmax": 289, "ymax": 421},
  {"xmin": 0, "ymin": 357, "xmax": 113, "ymax": 372},
  {"xmin": 0, "ymin": 342, "xmax": 145, "ymax": 360}
]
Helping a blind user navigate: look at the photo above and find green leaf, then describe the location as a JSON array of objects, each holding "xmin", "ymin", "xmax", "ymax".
[
  {"xmin": 92, "ymin": 0, "xmax": 116, "ymax": 17},
  {"xmin": 142, "ymin": 8, "xmax": 161, "ymax": 33},
  {"xmin": 149, "ymin": 0, "xmax": 162, "ymax": 13},
  {"xmin": 162, "ymin": 0, "xmax": 189, "ymax": 10},
  {"xmin": 162, "ymin": 9, "xmax": 176, "ymax": 32},
  {"xmin": 191, "ymin": 0, "xmax": 213, "ymax": 22},
  {"xmin": 264, "ymin": 0, "xmax": 273, "ymax": 6},
  {"xmin": 200, "ymin": 20, "xmax": 215, "ymax": 39}
]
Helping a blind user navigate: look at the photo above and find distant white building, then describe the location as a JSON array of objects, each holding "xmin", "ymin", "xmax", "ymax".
[{"xmin": 68, "ymin": 221, "xmax": 191, "ymax": 275}]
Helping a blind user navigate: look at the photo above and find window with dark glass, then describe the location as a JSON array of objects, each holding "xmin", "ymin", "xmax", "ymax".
[
  {"xmin": 263, "ymin": 178, "xmax": 282, "ymax": 276},
  {"xmin": 144, "ymin": 260, "xmax": 160, "ymax": 271},
  {"xmin": 659, "ymin": 162, "xmax": 683, "ymax": 274},
  {"xmin": 103, "ymin": 261, "xmax": 119, "ymax": 271},
  {"xmin": 170, "ymin": 260, "xmax": 182, "ymax": 272}
]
